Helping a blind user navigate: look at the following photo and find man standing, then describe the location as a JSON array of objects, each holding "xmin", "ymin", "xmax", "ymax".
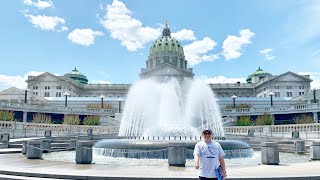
[{"xmin": 194, "ymin": 129, "xmax": 227, "ymax": 180}]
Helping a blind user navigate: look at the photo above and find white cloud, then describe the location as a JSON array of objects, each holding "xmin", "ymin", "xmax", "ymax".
[
  {"xmin": 260, "ymin": 48, "xmax": 276, "ymax": 61},
  {"xmin": 0, "ymin": 71, "xmax": 44, "ymax": 91},
  {"xmin": 298, "ymin": 72, "xmax": 320, "ymax": 89},
  {"xmin": 184, "ymin": 37, "xmax": 219, "ymax": 66},
  {"xmin": 23, "ymin": 0, "xmax": 54, "ymax": 9},
  {"xmin": 222, "ymin": 29, "xmax": 255, "ymax": 60},
  {"xmin": 68, "ymin": 29, "xmax": 104, "ymax": 47},
  {"xmin": 25, "ymin": 14, "xmax": 68, "ymax": 32},
  {"xmin": 100, "ymin": 0, "xmax": 161, "ymax": 51},
  {"xmin": 197, "ymin": 75, "xmax": 246, "ymax": 84},
  {"xmin": 90, "ymin": 80, "xmax": 111, "ymax": 84},
  {"xmin": 171, "ymin": 29, "xmax": 196, "ymax": 41}
]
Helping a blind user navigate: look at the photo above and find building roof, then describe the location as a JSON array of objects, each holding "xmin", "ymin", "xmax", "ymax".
[
  {"xmin": 64, "ymin": 68, "xmax": 88, "ymax": 84},
  {"xmin": 246, "ymin": 67, "xmax": 272, "ymax": 83}
]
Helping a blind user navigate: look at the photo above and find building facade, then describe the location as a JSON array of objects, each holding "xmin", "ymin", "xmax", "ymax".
[{"xmin": 25, "ymin": 25, "xmax": 312, "ymax": 101}]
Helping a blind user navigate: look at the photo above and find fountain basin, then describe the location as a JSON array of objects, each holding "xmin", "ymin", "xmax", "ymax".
[{"xmin": 93, "ymin": 139, "xmax": 253, "ymax": 159}]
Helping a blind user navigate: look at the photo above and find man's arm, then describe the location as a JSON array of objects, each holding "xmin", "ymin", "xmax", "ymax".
[
  {"xmin": 219, "ymin": 156, "xmax": 227, "ymax": 179},
  {"xmin": 194, "ymin": 153, "xmax": 200, "ymax": 169}
]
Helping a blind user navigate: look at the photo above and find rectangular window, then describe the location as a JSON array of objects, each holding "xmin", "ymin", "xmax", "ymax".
[
  {"xmin": 287, "ymin": 86, "xmax": 292, "ymax": 89},
  {"xmin": 56, "ymin": 92, "xmax": 61, "ymax": 97},
  {"xmin": 275, "ymin": 92, "xmax": 280, "ymax": 97},
  {"xmin": 180, "ymin": 59, "xmax": 184, "ymax": 68},
  {"xmin": 274, "ymin": 86, "xmax": 280, "ymax": 89},
  {"xmin": 150, "ymin": 60, "xmax": 153, "ymax": 68},
  {"xmin": 45, "ymin": 86, "xmax": 50, "ymax": 90},
  {"xmin": 164, "ymin": 56, "xmax": 169, "ymax": 63},
  {"xmin": 286, "ymin": 92, "xmax": 292, "ymax": 97},
  {"xmin": 56, "ymin": 86, "xmax": 61, "ymax": 90},
  {"xmin": 156, "ymin": 57, "xmax": 160, "ymax": 66},
  {"xmin": 44, "ymin": 92, "xmax": 50, "ymax": 97},
  {"xmin": 172, "ymin": 57, "xmax": 177, "ymax": 66}
]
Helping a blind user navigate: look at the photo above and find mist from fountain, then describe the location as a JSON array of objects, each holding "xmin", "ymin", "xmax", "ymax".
[{"xmin": 118, "ymin": 77, "xmax": 224, "ymax": 138}]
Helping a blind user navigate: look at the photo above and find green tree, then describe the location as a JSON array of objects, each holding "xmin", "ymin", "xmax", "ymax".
[
  {"xmin": 83, "ymin": 115, "xmax": 100, "ymax": 125},
  {"xmin": 293, "ymin": 114, "xmax": 314, "ymax": 124},
  {"xmin": 255, "ymin": 113, "xmax": 274, "ymax": 125},
  {"xmin": 236, "ymin": 116, "xmax": 253, "ymax": 126},
  {"xmin": 0, "ymin": 110, "xmax": 15, "ymax": 121},
  {"xmin": 32, "ymin": 113, "xmax": 52, "ymax": 124},
  {"xmin": 63, "ymin": 114, "xmax": 80, "ymax": 125}
]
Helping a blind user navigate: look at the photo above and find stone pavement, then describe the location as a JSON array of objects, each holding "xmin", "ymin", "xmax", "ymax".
[{"xmin": 0, "ymin": 153, "xmax": 320, "ymax": 179}]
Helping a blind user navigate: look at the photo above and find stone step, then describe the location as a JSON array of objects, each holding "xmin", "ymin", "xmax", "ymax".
[{"xmin": 0, "ymin": 173, "xmax": 64, "ymax": 180}]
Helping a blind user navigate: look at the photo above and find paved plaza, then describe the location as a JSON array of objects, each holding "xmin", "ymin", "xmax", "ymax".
[{"xmin": 0, "ymin": 153, "xmax": 319, "ymax": 180}]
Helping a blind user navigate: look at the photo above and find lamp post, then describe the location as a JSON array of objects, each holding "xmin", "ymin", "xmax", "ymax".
[
  {"xmin": 231, "ymin": 95, "xmax": 237, "ymax": 108},
  {"xmin": 312, "ymin": 89, "xmax": 317, "ymax": 103},
  {"xmin": 100, "ymin": 95, "xmax": 105, "ymax": 108},
  {"xmin": 63, "ymin": 92, "xmax": 70, "ymax": 107},
  {"xmin": 269, "ymin": 92, "xmax": 274, "ymax": 107},
  {"xmin": 117, "ymin": 97, "xmax": 123, "ymax": 113},
  {"xmin": 24, "ymin": 89, "xmax": 30, "ymax": 103}
]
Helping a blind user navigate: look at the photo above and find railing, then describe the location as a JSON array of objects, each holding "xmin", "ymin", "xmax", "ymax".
[
  {"xmin": 221, "ymin": 103, "xmax": 320, "ymax": 116},
  {"xmin": 0, "ymin": 121, "xmax": 119, "ymax": 138},
  {"xmin": 225, "ymin": 123, "xmax": 320, "ymax": 139},
  {"xmin": 0, "ymin": 101, "xmax": 118, "ymax": 115}
]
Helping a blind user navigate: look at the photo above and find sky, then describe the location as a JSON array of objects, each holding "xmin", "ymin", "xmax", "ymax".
[{"xmin": 0, "ymin": 0, "xmax": 320, "ymax": 91}]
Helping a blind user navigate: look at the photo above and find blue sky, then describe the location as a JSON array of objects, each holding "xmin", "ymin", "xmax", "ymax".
[{"xmin": 0, "ymin": 0, "xmax": 320, "ymax": 91}]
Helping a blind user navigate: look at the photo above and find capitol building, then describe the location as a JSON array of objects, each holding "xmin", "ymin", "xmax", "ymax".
[{"xmin": 0, "ymin": 24, "xmax": 314, "ymax": 108}]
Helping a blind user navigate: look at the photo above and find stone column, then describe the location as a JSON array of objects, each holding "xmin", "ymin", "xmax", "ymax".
[
  {"xmin": 313, "ymin": 112, "xmax": 319, "ymax": 123},
  {"xmin": 168, "ymin": 143, "xmax": 186, "ymax": 166},
  {"xmin": 294, "ymin": 140, "xmax": 305, "ymax": 154},
  {"xmin": 69, "ymin": 139, "xmax": 77, "ymax": 149},
  {"xmin": 292, "ymin": 130, "xmax": 300, "ymax": 138},
  {"xmin": 41, "ymin": 139, "xmax": 51, "ymax": 153},
  {"xmin": 310, "ymin": 141, "xmax": 320, "ymax": 160},
  {"xmin": 261, "ymin": 142, "xmax": 279, "ymax": 165},
  {"xmin": 22, "ymin": 141, "xmax": 27, "ymax": 154},
  {"xmin": 248, "ymin": 129, "xmax": 255, "ymax": 137},
  {"xmin": 44, "ymin": 130, "xmax": 52, "ymax": 138},
  {"xmin": 26, "ymin": 140, "xmax": 42, "ymax": 159},
  {"xmin": 1, "ymin": 133, "xmax": 9, "ymax": 148},
  {"xmin": 75, "ymin": 141, "xmax": 93, "ymax": 164},
  {"xmin": 23, "ymin": 111, "xmax": 28, "ymax": 123},
  {"xmin": 1, "ymin": 133, "xmax": 10, "ymax": 143},
  {"xmin": 87, "ymin": 128, "xmax": 93, "ymax": 140}
]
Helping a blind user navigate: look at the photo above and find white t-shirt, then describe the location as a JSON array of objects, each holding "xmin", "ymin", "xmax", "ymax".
[{"xmin": 193, "ymin": 141, "xmax": 225, "ymax": 178}]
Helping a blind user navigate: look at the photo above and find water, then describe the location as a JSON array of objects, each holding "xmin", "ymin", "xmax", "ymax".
[
  {"xmin": 118, "ymin": 78, "xmax": 224, "ymax": 138},
  {"xmin": 42, "ymin": 150, "xmax": 310, "ymax": 167}
]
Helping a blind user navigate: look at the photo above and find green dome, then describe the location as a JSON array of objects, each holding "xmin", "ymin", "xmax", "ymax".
[
  {"xmin": 149, "ymin": 36, "xmax": 184, "ymax": 55},
  {"xmin": 246, "ymin": 67, "xmax": 272, "ymax": 83},
  {"xmin": 64, "ymin": 68, "xmax": 88, "ymax": 84}
]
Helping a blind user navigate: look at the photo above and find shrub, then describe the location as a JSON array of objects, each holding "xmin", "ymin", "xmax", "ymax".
[
  {"xmin": 293, "ymin": 115, "xmax": 314, "ymax": 124},
  {"xmin": 0, "ymin": 110, "xmax": 15, "ymax": 121},
  {"xmin": 63, "ymin": 115, "xmax": 80, "ymax": 125},
  {"xmin": 225, "ymin": 103, "xmax": 252, "ymax": 109},
  {"xmin": 32, "ymin": 113, "xmax": 52, "ymax": 124},
  {"xmin": 236, "ymin": 116, "xmax": 253, "ymax": 126},
  {"xmin": 255, "ymin": 113, "xmax": 274, "ymax": 125},
  {"xmin": 83, "ymin": 115, "xmax": 100, "ymax": 125}
]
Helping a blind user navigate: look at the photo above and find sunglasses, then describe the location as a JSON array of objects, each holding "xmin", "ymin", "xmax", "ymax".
[{"xmin": 203, "ymin": 132, "xmax": 212, "ymax": 135}]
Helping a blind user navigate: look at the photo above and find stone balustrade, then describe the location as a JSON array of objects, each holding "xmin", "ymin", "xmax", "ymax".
[
  {"xmin": 1, "ymin": 101, "xmax": 320, "ymax": 118},
  {"xmin": 225, "ymin": 123, "xmax": 320, "ymax": 139},
  {"xmin": 0, "ymin": 121, "xmax": 119, "ymax": 138}
]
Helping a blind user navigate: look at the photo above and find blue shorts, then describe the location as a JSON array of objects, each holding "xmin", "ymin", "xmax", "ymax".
[{"xmin": 199, "ymin": 177, "xmax": 218, "ymax": 180}]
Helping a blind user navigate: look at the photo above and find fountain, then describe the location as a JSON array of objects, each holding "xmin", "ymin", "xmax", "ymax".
[{"xmin": 94, "ymin": 23, "xmax": 253, "ymax": 159}]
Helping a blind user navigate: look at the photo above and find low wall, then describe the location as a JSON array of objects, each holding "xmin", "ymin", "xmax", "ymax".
[
  {"xmin": 0, "ymin": 121, "xmax": 119, "ymax": 138},
  {"xmin": 225, "ymin": 123, "xmax": 320, "ymax": 139}
]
